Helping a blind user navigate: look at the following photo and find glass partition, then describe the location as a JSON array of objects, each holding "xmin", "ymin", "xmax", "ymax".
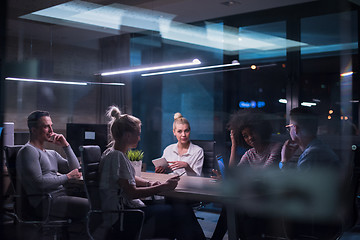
[{"xmin": 1, "ymin": 1, "xmax": 359, "ymax": 237}]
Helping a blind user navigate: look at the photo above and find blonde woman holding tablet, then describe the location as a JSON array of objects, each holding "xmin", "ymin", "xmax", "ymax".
[{"xmin": 156, "ymin": 112, "xmax": 204, "ymax": 176}]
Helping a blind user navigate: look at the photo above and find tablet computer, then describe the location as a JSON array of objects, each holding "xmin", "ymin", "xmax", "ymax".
[{"xmin": 152, "ymin": 157, "xmax": 169, "ymax": 168}]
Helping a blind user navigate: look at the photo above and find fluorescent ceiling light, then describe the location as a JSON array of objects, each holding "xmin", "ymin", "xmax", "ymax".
[
  {"xmin": 279, "ymin": 99, "xmax": 287, "ymax": 104},
  {"xmin": 20, "ymin": 1, "xmax": 307, "ymax": 53},
  {"xmin": 340, "ymin": 71, "xmax": 354, "ymax": 77},
  {"xmin": 6, "ymin": 77, "xmax": 87, "ymax": 85},
  {"xmin": 181, "ymin": 63, "xmax": 276, "ymax": 77},
  {"xmin": 301, "ymin": 102, "xmax": 316, "ymax": 107},
  {"xmin": 141, "ymin": 61, "xmax": 240, "ymax": 77},
  {"xmin": 86, "ymin": 82, "xmax": 125, "ymax": 86},
  {"xmin": 101, "ymin": 59, "xmax": 201, "ymax": 76},
  {"xmin": 5, "ymin": 77, "xmax": 124, "ymax": 86}
]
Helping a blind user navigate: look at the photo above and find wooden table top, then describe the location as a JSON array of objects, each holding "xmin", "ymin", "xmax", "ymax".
[{"xmin": 140, "ymin": 172, "xmax": 224, "ymax": 202}]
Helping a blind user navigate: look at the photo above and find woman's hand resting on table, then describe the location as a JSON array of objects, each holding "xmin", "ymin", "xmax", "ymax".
[
  {"xmin": 155, "ymin": 166, "xmax": 171, "ymax": 174},
  {"xmin": 211, "ymin": 169, "xmax": 222, "ymax": 180},
  {"xmin": 159, "ymin": 175, "xmax": 180, "ymax": 192},
  {"xmin": 150, "ymin": 181, "xmax": 161, "ymax": 186},
  {"xmin": 168, "ymin": 161, "xmax": 189, "ymax": 171}
]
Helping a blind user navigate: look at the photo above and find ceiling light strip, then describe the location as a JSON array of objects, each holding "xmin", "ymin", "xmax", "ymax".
[
  {"xmin": 340, "ymin": 71, "xmax": 354, "ymax": 77},
  {"xmin": 6, "ymin": 77, "xmax": 87, "ymax": 86},
  {"xmin": 141, "ymin": 62, "xmax": 240, "ymax": 77},
  {"xmin": 180, "ymin": 63, "xmax": 276, "ymax": 77},
  {"xmin": 87, "ymin": 82, "xmax": 125, "ymax": 86},
  {"xmin": 6, "ymin": 77, "xmax": 125, "ymax": 86},
  {"xmin": 101, "ymin": 59, "xmax": 201, "ymax": 76}
]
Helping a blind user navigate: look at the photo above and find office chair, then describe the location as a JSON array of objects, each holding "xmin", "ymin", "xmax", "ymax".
[
  {"xmin": 189, "ymin": 140, "xmax": 220, "ymax": 219},
  {"xmin": 3, "ymin": 145, "xmax": 70, "ymax": 239},
  {"xmin": 191, "ymin": 140, "xmax": 217, "ymax": 177},
  {"xmin": 80, "ymin": 145, "xmax": 145, "ymax": 240}
]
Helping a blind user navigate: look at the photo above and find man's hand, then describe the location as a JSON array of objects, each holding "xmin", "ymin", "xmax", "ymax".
[
  {"xmin": 66, "ymin": 168, "xmax": 82, "ymax": 180},
  {"xmin": 50, "ymin": 133, "xmax": 69, "ymax": 147},
  {"xmin": 281, "ymin": 139, "xmax": 299, "ymax": 164}
]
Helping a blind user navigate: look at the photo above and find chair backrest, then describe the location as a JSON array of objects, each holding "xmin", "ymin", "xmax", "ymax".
[
  {"xmin": 191, "ymin": 140, "xmax": 217, "ymax": 177},
  {"xmin": 79, "ymin": 145, "xmax": 102, "ymax": 211},
  {"xmin": 80, "ymin": 145, "xmax": 145, "ymax": 240},
  {"xmin": 4, "ymin": 145, "xmax": 48, "ymax": 221},
  {"xmin": 4, "ymin": 145, "xmax": 24, "ymax": 190}
]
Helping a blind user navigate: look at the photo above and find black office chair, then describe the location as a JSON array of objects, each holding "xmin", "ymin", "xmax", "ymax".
[
  {"xmin": 3, "ymin": 145, "xmax": 70, "ymax": 239},
  {"xmin": 80, "ymin": 145, "xmax": 145, "ymax": 240},
  {"xmin": 191, "ymin": 140, "xmax": 217, "ymax": 177}
]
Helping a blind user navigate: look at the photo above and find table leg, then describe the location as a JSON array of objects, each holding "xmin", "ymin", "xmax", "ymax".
[{"xmin": 226, "ymin": 204, "xmax": 238, "ymax": 240}]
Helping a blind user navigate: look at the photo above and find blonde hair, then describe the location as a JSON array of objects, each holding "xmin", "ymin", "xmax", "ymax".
[
  {"xmin": 106, "ymin": 106, "xmax": 141, "ymax": 148},
  {"xmin": 173, "ymin": 112, "xmax": 190, "ymax": 131}
]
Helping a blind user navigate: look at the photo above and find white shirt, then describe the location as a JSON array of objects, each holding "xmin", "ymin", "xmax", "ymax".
[{"xmin": 162, "ymin": 142, "xmax": 204, "ymax": 176}]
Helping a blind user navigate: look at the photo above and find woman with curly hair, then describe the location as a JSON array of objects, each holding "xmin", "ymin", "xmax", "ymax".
[
  {"xmin": 211, "ymin": 109, "xmax": 282, "ymax": 240},
  {"xmin": 228, "ymin": 109, "xmax": 282, "ymax": 168}
]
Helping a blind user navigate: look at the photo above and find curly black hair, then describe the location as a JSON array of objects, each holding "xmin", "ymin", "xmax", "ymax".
[{"xmin": 227, "ymin": 109, "xmax": 273, "ymax": 148}]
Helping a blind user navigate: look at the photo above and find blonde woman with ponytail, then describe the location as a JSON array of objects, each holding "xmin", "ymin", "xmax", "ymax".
[
  {"xmin": 155, "ymin": 112, "xmax": 204, "ymax": 176},
  {"xmin": 99, "ymin": 106, "xmax": 205, "ymax": 240}
]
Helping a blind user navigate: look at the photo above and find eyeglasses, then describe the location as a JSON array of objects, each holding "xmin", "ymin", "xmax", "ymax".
[{"xmin": 285, "ymin": 124, "xmax": 294, "ymax": 132}]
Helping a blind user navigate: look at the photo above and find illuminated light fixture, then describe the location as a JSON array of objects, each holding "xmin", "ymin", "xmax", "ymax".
[
  {"xmin": 340, "ymin": 71, "xmax": 353, "ymax": 77},
  {"xmin": 329, "ymin": 110, "xmax": 333, "ymax": 114},
  {"xmin": 250, "ymin": 65, "xmax": 257, "ymax": 70},
  {"xmin": 350, "ymin": 100, "xmax": 359, "ymax": 103},
  {"xmin": 141, "ymin": 61, "xmax": 240, "ymax": 77},
  {"xmin": 301, "ymin": 102, "xmax": 316, "ymax": 107},
  {"xmin": 279, "ymin": 99, "xmax": 287, "ymax": 104},
  {"xmin": 328, "ymin": 115, "xmax": 332, "ymax": 120},
  {"xmin": 345, "ymin": 116, "xmax": 349, "ymax": 120},
  {"xmin": 87, "ymin": 82, "xmax": 125, "ymax": 86},
  {"xmin": 341, "ymin": 116, "xmax": 344, "ymax": 120},
  {"xmin": 5, "ymin": 77, "xmax": 125, "ymax": 86},
  {"xmin": 101, "ymin": 59, "xmax": 201, "ymax": 76},
  {"xmin": 181, "ymin": 63, "xmax": 276, "ymax": 77},
  {"xmin": 6, "ymin": 77, "xmax": 87, "ymax": 86}
]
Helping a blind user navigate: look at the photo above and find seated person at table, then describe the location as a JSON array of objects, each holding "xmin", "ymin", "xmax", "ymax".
[
  {"xmin": 17, "ymin": 110, "xmax": 89, "ymax": 221},
  {"xmin": 211, "ymin": 109, "xmax": 282, "ymax": 240},
  {"xmin": 155, "ymin": 112, "xmax": 204, "ymax": 176},
  {"xmin": 229, "ymin": 109, "xmax": 282, "ymax": 168},
  {"xmin": 281, "ymin": 106, "xmax": 342, "ymax": 171},
  {"xmin": 99, "ymin": 106, "xmax": 205, "ymax": 240},
  {"xmin": 280, "ymin": 107, "xmax": 344, "ymax": 239}
]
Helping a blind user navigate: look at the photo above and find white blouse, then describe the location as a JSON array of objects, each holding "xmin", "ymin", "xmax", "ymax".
[{"xmin": 162, "ymin": 142, "xmax": 204, "ymax": 176}]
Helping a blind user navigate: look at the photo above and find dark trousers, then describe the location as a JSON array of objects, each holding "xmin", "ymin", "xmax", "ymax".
[
  {"xmin": 110, "ymin": 201, "xmax": 206, "ymax": 240},
  {"xmin": 211, "ymin": 207, "xmax": 284, "ymax": 240},
  {"xmin": 36, "ymin": 188, "xmax": 89, "ymax": 221}
]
